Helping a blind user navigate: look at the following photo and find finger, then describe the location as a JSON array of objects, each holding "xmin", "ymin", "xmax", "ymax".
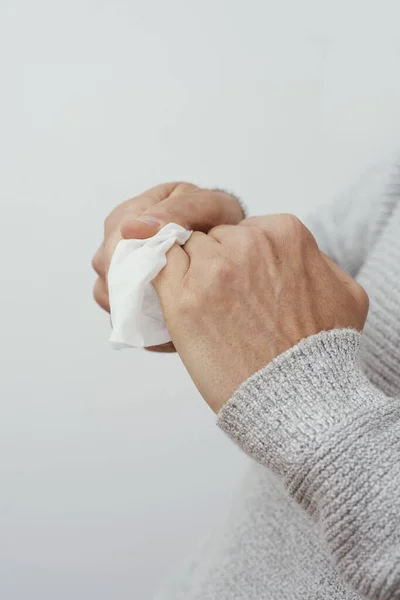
[
  {"xmin": 207, "ymin": 223, "xmax": 241, "ymax": 243},
  {"xmin": 121, "ymin": 188, "xmax": 244, "ymax": 242},
  {"xmin": 150, "ymin": 187, "xmax": 244, "ymax": 230},
  {"xmin": 92, "ymin": 244, "xmax": 105, "ymax": 277},
  {"xmin": 103, "ymin": 229, "xmax": 125, "ymax": 276},
  {"xmin": 152, "ymin": 244, "xmax": 189, "ymax": 298},
  {"xmin": 182, "ymin": 230, "xmax": 221, "ymax": 260},
  {"xmin": 238, "ymin": 214, "xmax": 313, "ymax": 236},
  {"xmin": 120, "ymin": 182, "xmax": 199, "ymax": 240},
  {"xmin": 145, "ymin": 342, "xmax": 176, "ymax": 353},
  {"xmin": 238, "ymin": 214, "xmax": 281, "ymax": 230},
  {"xmin": 106, "ymin": 182, "xmax": 197, "ymax": 235},
  {"xmin": 102, "ymin": 183, "xmax": 200, "ymax": 275},
  {"xmin": 154, "ymin": 231, "xmax": 221, "ymax": 294},
  {"xmin": 237, "ymin": 214, "xmax": 319, "ymax": 252},
  {"xmin": 208, "ymin": 219, "xmax": 282, "ymax": 246},
  {"xmin": 93, "ymin": 278, "xmax": 110, "ymax": 312}
]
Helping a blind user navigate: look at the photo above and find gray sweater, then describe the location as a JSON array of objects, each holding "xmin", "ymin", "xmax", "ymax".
[{"xmin": 157, "ymin": 158, "xmax": 400, "ymax": 600}]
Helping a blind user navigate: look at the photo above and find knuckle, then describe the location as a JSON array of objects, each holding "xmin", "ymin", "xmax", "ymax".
[
  {"xmin": 103, "ymin": 213, "xmax": 112, "ymax": 232},
  {"xmin": 176, "ymin": 257, "xmax": 236, "ymax": 316},
  {"xmin": 278, "ymin": 213, "xmax": 317, "ymax": 249},
  {"xmin": 354, "ymin": 283, "xmax": 370, "ymax": 314},
  {"xmin": 174, "ymin": 181, "xmax": 198, "ymax": 192},
  {"xmin": 240, "ymin": 215, "xmax": 261, "ymax": 226},
  {"xmin": 93, "ymin": 279, "xmax": 110, "ymax": 312},
  {"xmin": 207, "ymin": 188, "xmax": 244, "ymax": 220},
  {"xmin": 168, "ymin": 181, "xmax": 199, "ymax": 198},
  {"xmin": 103, "ymin": 207, "xmax": 123, "ymax": 234},
  {"xmin": 245, "ymin": 226, "xmax": 266, "ymax": 245},
  {"xmin": 208, "ymin": 256, "xmax": 236, "ymax": 285},
  {"xmin": 239, "ymin": 226, "xmax": 271, "ymax": 256},
  {"xmin": 91, "ymin": 250, "xmax": 104, "ymax": 276},
  {"xmin": 176, "ymin": 288, "xmax": 199, "ymax": 315},
  {"xmin": 280, "ymin": 213, "xmax": 306, "ymax": 235}
]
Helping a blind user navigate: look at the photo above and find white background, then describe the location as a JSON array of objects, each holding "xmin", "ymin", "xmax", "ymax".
[{"xmin": 1, "ymin": 1, "xmax": 400, "ymax": 598}]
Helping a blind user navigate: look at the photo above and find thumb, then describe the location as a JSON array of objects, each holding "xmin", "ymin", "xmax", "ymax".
[{"xmin": 120, "ymin": 216, "xmax": 161, "ymax": 240}]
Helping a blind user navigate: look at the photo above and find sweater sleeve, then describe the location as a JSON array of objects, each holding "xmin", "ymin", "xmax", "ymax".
[
  {"xmin": 304, "ymin": 158, "xmax": 398, "ymax": 277},
  {"xmin": 217, "ymin": 328, "xmax": 400, "ymax": 600}
]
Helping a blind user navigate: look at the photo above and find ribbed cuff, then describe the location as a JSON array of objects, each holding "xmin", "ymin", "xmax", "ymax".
[
  {"xmin": 217, "ymin": 328, "xmax": 382, "ymax": 479},
  {"xmin": 217, "ymin": 328, "xmax": 400, "ymax": 597}
]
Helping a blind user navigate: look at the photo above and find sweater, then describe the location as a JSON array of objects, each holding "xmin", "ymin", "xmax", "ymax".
[{"xmin": 156, "ymin": 156, "xmax": 400, "ymax": 600}]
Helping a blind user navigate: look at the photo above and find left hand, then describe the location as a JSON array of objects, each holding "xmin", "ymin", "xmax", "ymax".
[
  {"xmin": 153, "ymin": 215, "xmax": 369, "ymax": 412},
  {"xmin": 91, "ymin": 182, "xmax": 244, "ymax": 351}
]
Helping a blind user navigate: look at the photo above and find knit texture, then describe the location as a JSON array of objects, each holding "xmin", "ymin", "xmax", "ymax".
[{"xmin": 157, "ymin": 156, "xmax": 400, "ymax": 600}]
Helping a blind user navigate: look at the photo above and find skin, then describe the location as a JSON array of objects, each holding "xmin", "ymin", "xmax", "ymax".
[
  {"xmin": 152, "ymin": 215, "xmax": 369, "ymax": 411},
  {"xmin": 92, "ymin": 182, "xmax": 244, "ymax": 351},
  {"xmin": 93, "ymin": 185, "xmax": 369, "ymax": 413}
]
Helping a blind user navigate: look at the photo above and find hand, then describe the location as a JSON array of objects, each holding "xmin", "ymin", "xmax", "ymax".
[
  {"xmin": 153, "ymin": 215, "xmax": 369, "ymax": 411},
  {"xmin": 91, "ymin": 182, "xmax": 244, "ymax": 351}
]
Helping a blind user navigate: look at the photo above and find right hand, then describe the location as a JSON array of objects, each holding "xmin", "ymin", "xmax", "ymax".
[
  {"xmin": 152, "ymin": 214, "xmax": 370, "ymax": 410},
  {"xmin": 91, "ymin": 182, "xmax": 244, "ymax": 351}
]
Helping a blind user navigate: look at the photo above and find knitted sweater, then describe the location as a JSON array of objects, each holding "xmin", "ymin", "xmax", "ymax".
[{"xmin": 157, "ymin": 157, "xmax": 400, "ymax": 600}]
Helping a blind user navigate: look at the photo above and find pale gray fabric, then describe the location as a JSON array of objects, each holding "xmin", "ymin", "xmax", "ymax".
[{"xmin": 157, "ymin": 158, "xmax": 400, "ymax": 600}]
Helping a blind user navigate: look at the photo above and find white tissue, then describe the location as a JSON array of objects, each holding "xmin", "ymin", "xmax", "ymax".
[{"xmin": 108, "ymin": 222, "xmax": 192, "ymax": 349}]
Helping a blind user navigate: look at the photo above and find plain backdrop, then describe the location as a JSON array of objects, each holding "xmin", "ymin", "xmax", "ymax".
[{"xmin": 1, "ymin": 1, "xmax": 400, "ymax": 598}]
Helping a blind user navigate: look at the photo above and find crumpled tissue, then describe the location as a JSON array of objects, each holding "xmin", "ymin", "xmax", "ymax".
[{"xmin": 108, "ymin": 222, "xmax": 192, "ymax": 349}]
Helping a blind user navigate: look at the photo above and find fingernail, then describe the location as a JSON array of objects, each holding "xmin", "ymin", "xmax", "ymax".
[
  {"xmin": 121, "ymin": 216, "xmax": 162, "ymax": 240},
  {"xmin": 133, "ymin": 216, "xmax": 162, "ymax": 226}
]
